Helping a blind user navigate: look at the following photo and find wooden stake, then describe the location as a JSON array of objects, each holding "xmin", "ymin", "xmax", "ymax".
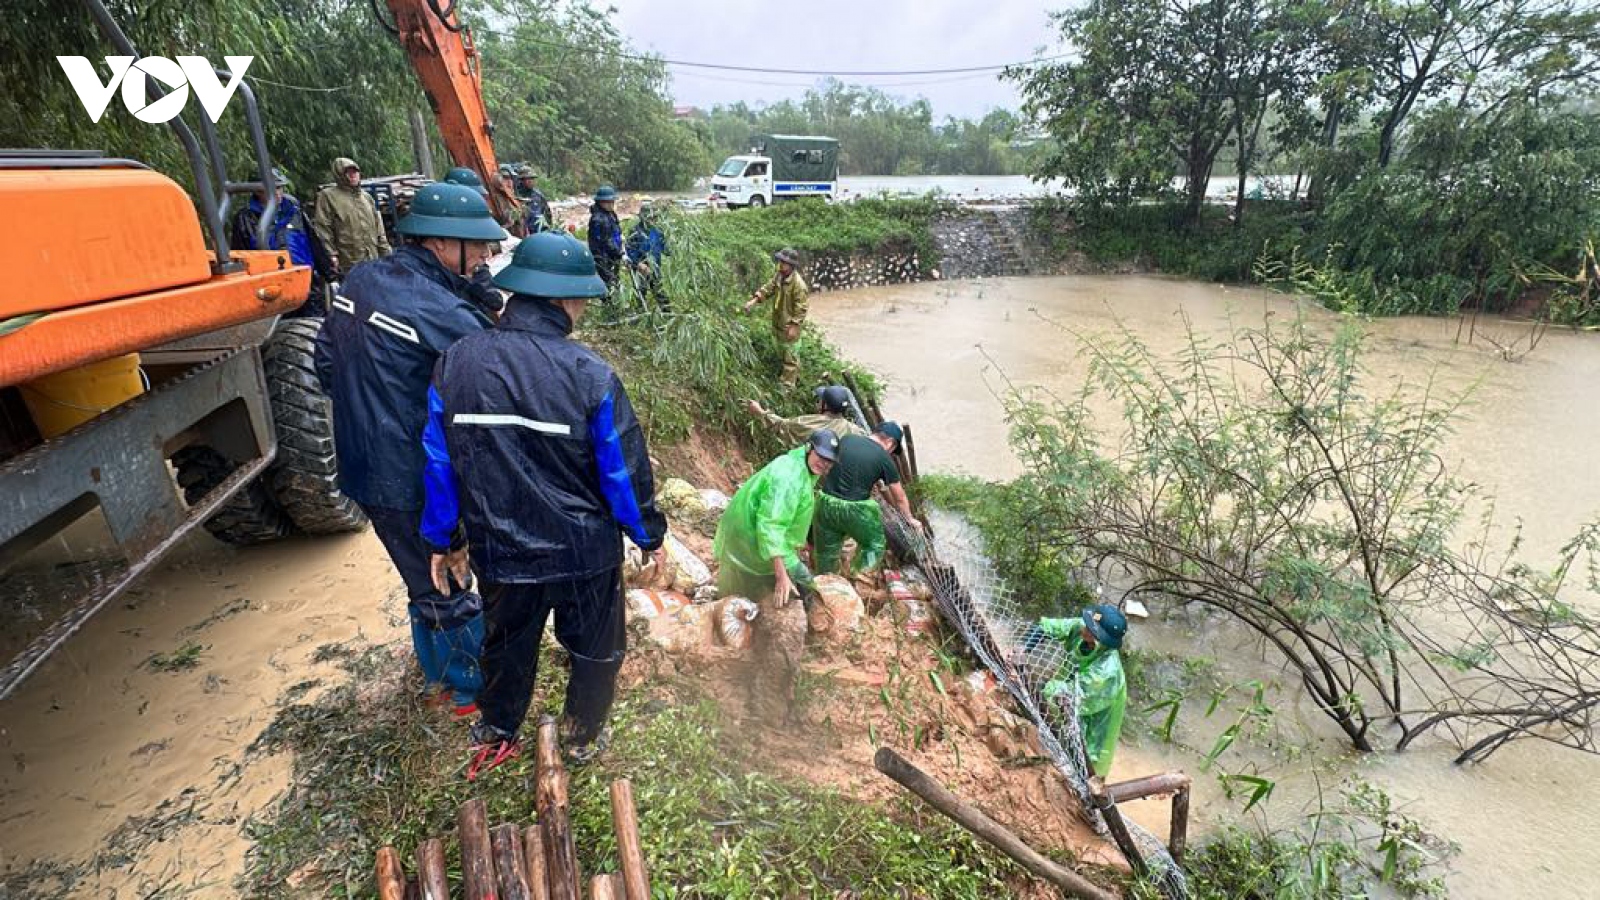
[
  {"xmin": 524, "ymin": 825, "xmax": 551, "ymax": 900},
  {"xmin": 458, "ymin": 797, "xmax": 497, "ymax": 900},
  {"xmin": 1106, "ymin": 771, "xmax": 1191, "ymax": 804},
  {"xmin": 1088, "ymin": 777, "xmax": 1148, "ymax": 879},
  {"xmin": 375, "ymin": 846, "xmax": 406, "ymax": 900},
  {"xmin": 1169, "ymin": 782, "xmax": 1191, "ymax": 865},
  {"xmin": 874, "ymin": 747, "xmax": 1115, "ymax": 900},
  {"xmin": 416, "ymin": 838, "xmax": 449, "ymax": 900},
  {"xmin": 609, "ymin": 779, "xmax": 651, "ymax": 900},
  {"xmin": 492, "ymin": 822, "xmax": 533, "ymax": 900},
  {"xmin": 590, "ymin": 874, "xmax": 624, "ymax": 900},
  {"xmin": 537, "ymin": 717, "xmax": 581, "ymax": 900}
]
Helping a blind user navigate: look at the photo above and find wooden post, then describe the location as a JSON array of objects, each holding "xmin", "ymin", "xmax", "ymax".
[
  {"xmin": 1169, "ymin": 782, "xmax": 1190, "ymax": 864},
  {"xmin": 1088, "ymin": 777, "xmax": 1148, "ymax": 879},
  {"xmin": 524, "ymin": 825, "xmax": 551, "ymax": 900},
  {"xmin": 376, "ymin": 846, "xmax": 406, "ymax": 900},
  {"xmin": 458, "ymin": 797, "xmax": 498, "ymax": 900},
  {"xmin": 538, "ymin": 717, "xmax": 581, "ymax": 900},
  {"xmin": 416, "ymin": 838, "xmax": 450, "ymax": 900},
  {"xmin": 609, "ymin": 779, "xmax": 651, "ymax": 900},
  {"xmin": 874, "ymin": 747, "xmax": 1115, "ymax": 900},
  {"xmin": 590, "ymin": 874, "xmax": 624, "ymax": 900},
  {"xmin": 492, "ymin": 822, "xmax": 533, "ymax": 900},
  {"xmin": 409, "ymin": 107, "xmax": 436, "ymax": 180}
]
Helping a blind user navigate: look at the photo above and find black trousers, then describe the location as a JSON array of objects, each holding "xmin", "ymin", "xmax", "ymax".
[
  {"xmin": 478, "ymin": 567, "xmax": 626, "ymax": 742},
  {"xmin": 363, "ymin": 504, "xmax": 481, "ymax": 628}
]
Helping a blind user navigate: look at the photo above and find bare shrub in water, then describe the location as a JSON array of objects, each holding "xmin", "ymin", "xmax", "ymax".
[{"xmin": 1002, "ymin": 313, "xmax": 1600, "ymax": 762}]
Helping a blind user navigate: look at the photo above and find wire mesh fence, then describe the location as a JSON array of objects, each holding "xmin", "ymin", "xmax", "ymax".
[{"xmin": 881, "ymin": 502, "xmax": 1189, "ymax": 899}]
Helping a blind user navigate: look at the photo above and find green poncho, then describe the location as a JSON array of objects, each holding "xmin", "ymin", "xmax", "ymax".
[
  {"xmin": 1038, "ymin": 617, "xmax": 1127, "ymax": 778},
  {"xmin": 713, "ymin": 445, "xmax": 819, "ymax": 599}
]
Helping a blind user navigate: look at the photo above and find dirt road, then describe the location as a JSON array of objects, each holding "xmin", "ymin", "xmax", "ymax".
[{"xmin": 0, "ymin": 528, "xmax": 404, "ymax": 897}]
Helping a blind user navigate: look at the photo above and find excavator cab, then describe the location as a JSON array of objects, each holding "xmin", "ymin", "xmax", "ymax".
[{"xmin": 0, "ymin": 0, "xmax": 363, "ymax": 699}]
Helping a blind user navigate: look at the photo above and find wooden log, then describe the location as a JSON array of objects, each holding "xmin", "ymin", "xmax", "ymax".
[
  {"xmin": 874, "ymin": 747, "xmax": 1115, "ymax": 900},
  {"xmin": 458, "ymin": 797, "xmax": 497, "ymax": 900},
  {"xmin": 1107, "ymin": 771, "xmax": 1191, "ymax": 804},
  {"xmin": 524, "ymin": 825, "xmax": 551, "ymax": 900},
  {"xmin": 1088, "ymin": 777, "xmax": 1148, "ymax": 879},
  {"xmin": 376, "ymin": 846, "xmax": 406, "ymax": 900},
  {"xmin": 1169, "ymin": 782, "xmax": 1191, "ymax": 865},
  {"xmin": 589, "ymin": 874, "xmax": 624, "ymax": 900},
  {"xmin": 609, "ymin": 779, "xmax": 651, "ymax": 900},
  {"xmin": 903, "ymin": 423, "xmax": 921, "ymax": 485},
  {"xmin": 416, "ymin": 838, "xmax": 450, "ymax": 900},
  {"xmin": 492, "ymin": 822, "xmax": 533, "ymax": 900},
  {"xmin": 538, "ymin": 717, "xmax": 581, "ymax": 900}
]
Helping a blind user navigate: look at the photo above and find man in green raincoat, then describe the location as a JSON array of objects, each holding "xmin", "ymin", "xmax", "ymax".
[
  {"xmin": 713, "ymin": 429, "xmax": 838, "ymax": 605},
  {"xmin": 1034, "ymin": 603, "xmax": 1129, "ymax": 778},
  {"xmin": 312, "ymin": 157, "xmax": 391, "ymax": 276}
]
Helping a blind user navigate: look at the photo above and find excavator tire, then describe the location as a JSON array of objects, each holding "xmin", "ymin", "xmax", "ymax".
[
  {"xmin": 173, "ymin": 446, "xmax": 296, "ymax": 545},
  {"xmin": 261, "ymin": 318, "xmax": 368, "ymax": 535}
]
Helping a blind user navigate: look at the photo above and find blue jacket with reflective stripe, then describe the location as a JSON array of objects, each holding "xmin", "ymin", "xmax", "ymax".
[
  {"xmin": 315, "ymin": 244, "xmax": 489, "ymax": 510},
  {"xmin": 421, "ymin": 298, "xmax": 666, "ymax": 582}
]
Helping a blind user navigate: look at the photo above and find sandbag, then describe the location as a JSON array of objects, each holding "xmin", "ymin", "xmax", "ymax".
[
  {"xmin": 716, "ymin": 596, "xmax": 759, "ymax": 651},
  {"xmin": 645, "ymin": 601, "xmax": 717, "ymax": 654},
  {"xmin": 656, "ymin": 478, "xmax": 707, "ymax": 521},
  {"xmin": 626, "ymin": 588, "xmax": 688, "ymax": 620},
  {"xmin": 809, "ymin": 574, "xmax": 865, "ymax": 637},
  {"xmin": 884, "ymin": 569, "xmax": 934, "ymax": 635},
  {"xmin": 663, "ymin": 532, "xmax": 713, "ymax": 593}
]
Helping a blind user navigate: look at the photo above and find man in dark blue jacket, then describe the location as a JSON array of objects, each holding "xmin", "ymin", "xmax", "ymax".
[
  {"xmin": 314, "ymin": 182, "xmax": 507, "ymax": 718},
  {"xmin": 230, "ymin": 168, "xmax": 331, "ymax": 314},
  {"xmin": 421, "ymin": 231, "xmax": 667, "ymax": 777},
  {"xmin": 624, "ymin": 198, "xmax": 669, "ymax": 309},
  {"xmin": 586, "ymin": 184, "xmax": 623, "ymax": 296}
]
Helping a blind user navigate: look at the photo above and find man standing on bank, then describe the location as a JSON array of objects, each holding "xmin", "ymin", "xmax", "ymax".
[
  {"xmin": 421, "ymin": 231, "xmax": 668, "ymax": 779},
  {"xmin": 814, "ymin": 421, "xmax": 920, "ymax": 579},
  {"xmin": 744, "ymin": 247, "xmax": 808, "ymax": 386}
]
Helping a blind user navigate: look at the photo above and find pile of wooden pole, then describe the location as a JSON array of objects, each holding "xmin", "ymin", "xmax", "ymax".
[{"xmin": 375, "ymin": 717, "xmax": 651, "ymax": 900}]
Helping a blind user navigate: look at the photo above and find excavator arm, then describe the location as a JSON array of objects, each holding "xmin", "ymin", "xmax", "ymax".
[{"xmin": 384, "ymin": 0, "xmax": 517, "ymax": 221}]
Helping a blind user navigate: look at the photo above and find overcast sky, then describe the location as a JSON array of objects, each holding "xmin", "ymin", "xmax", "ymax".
[{"xmin": 605, "ymin": 0, "xmax": 1062, "ymax": 120}]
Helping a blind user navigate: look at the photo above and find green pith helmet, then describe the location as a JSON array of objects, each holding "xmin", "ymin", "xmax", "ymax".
[
  {"xmin": 395, "ymin": 182, "xmax": 508, "ymax": 242},
  {"xmin": 515, "ymin": 164, "xmax": 537, "ymax": 179},
  {"xmin": 443, "ymin": 166, "xmax": 489, "ymax": 196},
  {"xmin": 493, "ymin": 231, "xmax": 607, "ymax": 299},
  {"xmin": 594, "ymin": 184, "xmax": 618, "ymax": 202}
]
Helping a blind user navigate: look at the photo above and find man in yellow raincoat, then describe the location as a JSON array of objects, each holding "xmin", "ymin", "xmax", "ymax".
[
  {"xmin": 1036, "ymin": 603, "xmax": 1128, "ymax": 778},
  {"xmin": 743, "ymin": 247, "xmax": 808, "ymax": 386}
]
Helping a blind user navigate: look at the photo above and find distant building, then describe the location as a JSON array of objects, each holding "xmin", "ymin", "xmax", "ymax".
[{"xmin": 673, "ymin": 105, "xmax": 706, "ymax": 120}]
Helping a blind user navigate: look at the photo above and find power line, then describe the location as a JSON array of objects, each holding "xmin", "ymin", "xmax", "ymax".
[
  {"xmin": 669, "ymin": 69, "xmax": 1004, "ymax": 90},
  {"xmin": 480, "ymin": 29, "xmax": 1068, "ymax": 76}
]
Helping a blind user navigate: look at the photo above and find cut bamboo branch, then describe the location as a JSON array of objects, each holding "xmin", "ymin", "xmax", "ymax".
[
  {"xmin": 492, "ymin": 822, "xmax": 533, "ymax": 900},
  {"xmin": 874, "ymin": 747, "xmax": 1115, "ymax": 900},
  {"xmin": 1088, "ymin": 777, "xmax": 1148, "ymax": 879},
  {"xmin": 590, "ymin": 873, "xmax": 624, "ymax": 900},
  {"xmin": 609, "ymin": 779, "xmax": 651, "ymax": 900},
  {"xmin": 376, "ymin": 846, "xmax": 405, "ymax": 900},
  {"xmin": 538, "ymin": 717, "xmax": 581, "ymax": 900},
  {"xmin": 524, "ymin": 825, "xmax": 551, "ymax": 900},
  {"xmin": 458, "ymin": 797, "xmax": 497, "ymax": 900},
  {"xmin": 417, "ymin": 838, "xmax": 449, "ymax": 900},
  {"xmin": 1107, "ymin": 771, "xmax": 1191, "ymax": 803}
]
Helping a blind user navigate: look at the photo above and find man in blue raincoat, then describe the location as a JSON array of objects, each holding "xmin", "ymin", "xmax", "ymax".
[
  {"xmin": 423, "ymin": 231, "xmax": 668, "ymax": 778},
  {"xmin": 314, "ymin": 182, "xmax": 506, "ymax": 720}
]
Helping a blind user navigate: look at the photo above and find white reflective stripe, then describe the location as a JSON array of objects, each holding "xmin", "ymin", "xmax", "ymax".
[
  {"xmin": 367, "ymin": 311, "xmax": 419, "ymax": 344},
  {"xmin": 331, "ymin": 294, "xmax": 355, "ymax": 314},
  {"xmin": 452, "ymin": 413, "xmax": 573, "ymax": 436}
]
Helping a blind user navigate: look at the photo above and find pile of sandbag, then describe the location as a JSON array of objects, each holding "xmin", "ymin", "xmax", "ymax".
[{"xmin": 653, "ymin": 477, "xmax": 729, "ymax": 537}]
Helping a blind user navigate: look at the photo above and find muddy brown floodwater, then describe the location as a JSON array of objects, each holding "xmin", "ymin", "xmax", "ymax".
[{"xmin": 813, "ymin": 275, "xmax": 1600, "ymax": 900}]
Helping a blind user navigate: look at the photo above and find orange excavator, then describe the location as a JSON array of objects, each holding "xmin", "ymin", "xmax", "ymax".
[{"xmin": 0, "ymin": 0, "xmax": 513, "ymax": 698}]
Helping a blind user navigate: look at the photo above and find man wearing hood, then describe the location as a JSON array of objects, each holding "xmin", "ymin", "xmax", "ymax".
[{"xmin": 312, "ymin": 156, "xmax": 391, "ymax": 276}]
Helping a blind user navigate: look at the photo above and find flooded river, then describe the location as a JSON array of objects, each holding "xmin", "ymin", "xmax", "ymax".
[{"xmin": 813, "ymin": 275, "xmax": 1600, "ymax": 899}]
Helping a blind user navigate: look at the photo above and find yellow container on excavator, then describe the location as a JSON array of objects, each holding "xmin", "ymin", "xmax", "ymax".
[{"xmin": 19, "ymin": 353, "xmax": 146, "ymax": 438}]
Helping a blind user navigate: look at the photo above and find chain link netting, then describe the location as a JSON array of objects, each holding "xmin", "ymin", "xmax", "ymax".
[{"xmin": 881, "ymin": 502, "xmax": 1189, "ymax": 899}]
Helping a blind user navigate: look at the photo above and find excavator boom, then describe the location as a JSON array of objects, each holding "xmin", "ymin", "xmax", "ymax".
[{"xmin": 385, "ymin": 0, "xmax": 516, "ymax": 220}]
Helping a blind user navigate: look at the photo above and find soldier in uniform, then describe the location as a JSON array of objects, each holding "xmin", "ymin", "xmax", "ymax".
[
  {"xmin": 744, "ymin": 247, "xmax": 809, "ymax": 385},
  {"xmin": 311, "ymin": 156, "xmax": 390, "ymax": 277}
]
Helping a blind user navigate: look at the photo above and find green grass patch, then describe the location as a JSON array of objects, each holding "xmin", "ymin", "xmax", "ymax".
[
  {"xmin": 242, "ymin": 642, "xmax": 1023, "ymax": 899},
  {"xmin": 145, "ymin": 640, "xmax": 207, "ymax": 673}
]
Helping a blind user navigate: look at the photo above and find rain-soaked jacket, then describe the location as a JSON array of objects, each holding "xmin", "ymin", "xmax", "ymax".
[
  {"xmin": 420, "ymin": 298, "xmax": 666, "ymax": 583},
  {"xmin": 314, "ymin": 244, "xmax": 489, "ymax": 510},
  {"xmin": 756, "ymin": 410, "xmax": 864, "ymax": 446},
  {"xmin": 752, "ymin": 269, "xmax": 809, "ymax": 337},
  {"xmin": 312, "ymin": 157, "xmax": 390, "ymax": 271},
  {"xmin": 1038, "ymin": 617, "xmax": 1127, "ymax": 778},
  {"xmin": 587, "ymin": 203, "xmax": 623, "ymax": 280},
  {"xmin": 713, "ymin": 445, "xmax": 820, "ymax": 596}
]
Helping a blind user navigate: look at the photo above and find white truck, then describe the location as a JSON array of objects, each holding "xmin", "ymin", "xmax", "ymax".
[{"xmin": 710, "ymin": 134, "xmax": 840, "ymax": 208}]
